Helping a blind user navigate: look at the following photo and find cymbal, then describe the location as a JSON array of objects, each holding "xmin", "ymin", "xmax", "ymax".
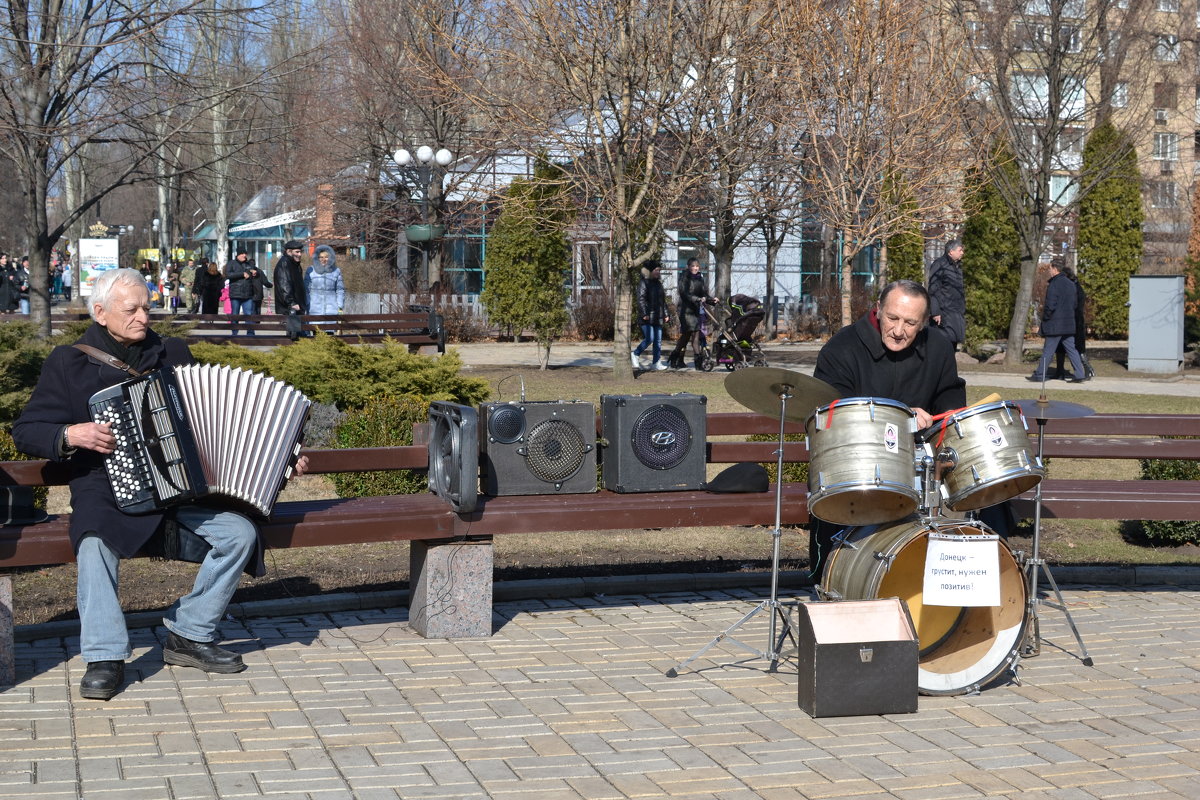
[
  {"xmin": 1013, "ymin": 398, "xmax": 1095, "ymax": 420},
  {"xmin": 725, "ymin": 367, "xmax": 839, "ymax": 422}
]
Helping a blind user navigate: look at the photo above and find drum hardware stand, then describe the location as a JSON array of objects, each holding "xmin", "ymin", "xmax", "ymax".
[
  {"xmin": 1020, "ymin": 412, "xmax": 1094, "ymax": 666},
  {"xmin": 666, "ymin": 383, "xmax": 797, "ymax": 677}
]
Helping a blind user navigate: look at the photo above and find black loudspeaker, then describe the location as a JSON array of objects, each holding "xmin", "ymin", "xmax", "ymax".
[
  {"xmin": 600, "ymin": 393, "xmax": 707, "ymax": 493},
  {"xmin": 427, "ymin": 401, "xmax": 479, "ymax": 513},
  {"xmin": 479, "ymin": 401, "xmax": 597, "ymax": 496}
]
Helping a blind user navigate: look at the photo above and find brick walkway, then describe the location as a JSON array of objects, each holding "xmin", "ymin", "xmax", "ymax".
[{"xmin": 3, "ymin": 583, "xmax": 1200, "ymax": 799}]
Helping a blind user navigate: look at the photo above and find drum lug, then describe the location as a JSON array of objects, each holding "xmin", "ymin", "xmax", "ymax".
[
  {"xmin": 872, "ymin": 551, "xmax": 895, "ymax": 569},
  {"xmin": 815, "ymin": 584, "xmax": 842, "ymax": 601}
]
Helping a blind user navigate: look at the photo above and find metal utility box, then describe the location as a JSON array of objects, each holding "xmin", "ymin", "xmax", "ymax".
[
  {"xmin": 796, "ymin": 598, "xmax": 919, "ymax": 718},
  {"xmin": 1128, "ymin": 275, "xmax": 1185, "ymax": 374}
]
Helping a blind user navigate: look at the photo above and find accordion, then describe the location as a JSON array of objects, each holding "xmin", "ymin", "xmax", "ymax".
[{"xmin": 88, "ymin": 364, "xmax": 311, "ymax": 517}]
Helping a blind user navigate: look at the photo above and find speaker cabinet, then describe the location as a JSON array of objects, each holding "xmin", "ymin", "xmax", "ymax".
[
  {"xmin": 427, "ymin": 401, "xmax": 479, "ymax": 513},
  {"xmin": 600, "ymin": 393, "xmax": 707, "ymax": 493},
  {"xmin": 479, "ymin": 401, "xmax": 597, "ymax": 496}
]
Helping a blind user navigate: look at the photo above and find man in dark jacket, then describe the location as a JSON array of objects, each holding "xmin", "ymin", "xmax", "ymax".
[
  {"xmin": 1029, "ymin": 259, "xmax": 1087, "ymax": 383},
  {"xmin": 224, "ymin": 248, "xmax": 257, "ymax": 336},
  {"xmin": 273, "ymin": 240, "xmax": 307, "ymax": 339},
  {"xmin": 12, "ymin": 268, "xmax": 305, "ymax": 701},
  {"xmin": 927, "ymin": 239, "xmax": 965, "ymax": 348},
  {"xmin": 809, "ymin": 280, "xmax": 966, "ymax": 576}
]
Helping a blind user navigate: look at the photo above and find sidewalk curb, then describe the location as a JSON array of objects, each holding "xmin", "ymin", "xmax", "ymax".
[{"xmin": 16, "ymin": 566, "xmax": 1200, "ymax": 643}]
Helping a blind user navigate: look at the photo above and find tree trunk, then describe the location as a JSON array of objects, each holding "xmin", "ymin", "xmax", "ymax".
[
  {"xmin": 764, "ymin": 235, "xmax": 780, "ymax": 339},
  {"xmin": 840, "ymin": 237, "xmax": 855, "ymax": 328},
  {"xmin": 1005, "ymin": 252, "xmax": 1039, "ymax": 366},
  {"xmin": 610, "ymin": 218, "xmax": 635, "ymax": 378}
]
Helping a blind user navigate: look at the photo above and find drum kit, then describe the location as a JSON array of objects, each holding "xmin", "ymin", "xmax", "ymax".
[{"xmin": 668, "ymin": 366, "xmax": 1095, "ymax": 696}]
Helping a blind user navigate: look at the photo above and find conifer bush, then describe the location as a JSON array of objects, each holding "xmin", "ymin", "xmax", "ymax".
[{"xmin": 1137, "ymin": 452, "xmax": 1200, "ymax": 546}]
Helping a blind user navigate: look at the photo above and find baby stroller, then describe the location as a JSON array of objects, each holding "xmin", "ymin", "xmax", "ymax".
[{"xmin": 706, "ymin": 294, "xmax": 769, "ymax": 371}]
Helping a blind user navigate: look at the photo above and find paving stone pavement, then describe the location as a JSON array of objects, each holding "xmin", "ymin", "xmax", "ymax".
[{"xmin": 3, "ymin": 583, "xmax": 1200, "ymax": 799}]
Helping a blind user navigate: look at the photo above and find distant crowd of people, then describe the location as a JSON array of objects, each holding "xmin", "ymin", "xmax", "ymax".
[
  {"xmin": 0, "ymin": 251, "xmax": 75, "ymax": 314},
  {"xmin": 116, "ymin": 242, "xmax": 345, "ymax": 340}
]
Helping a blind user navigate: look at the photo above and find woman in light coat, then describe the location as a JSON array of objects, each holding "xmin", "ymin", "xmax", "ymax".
[{"xmin": 304, "ymin": 245, "xmax": 346, "ymax": 316}]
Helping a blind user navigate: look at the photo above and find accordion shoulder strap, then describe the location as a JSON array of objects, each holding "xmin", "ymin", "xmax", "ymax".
[{"xmin": 72, "ymin": 344, "xmax": 147, "ymax": 377}]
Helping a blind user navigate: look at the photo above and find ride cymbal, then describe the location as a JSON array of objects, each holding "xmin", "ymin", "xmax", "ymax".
[
  {"xmin": 725, "ymin": 367, "xmax": 839, "ymax": 422},
  {"xmin": 1013, "ymin": 398, "xmax": 1095, "ymax": 420}
]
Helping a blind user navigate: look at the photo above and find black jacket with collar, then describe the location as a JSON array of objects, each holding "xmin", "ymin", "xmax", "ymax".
[{"xmin": 814, "ymin": 311, "xmax": 965, "ymax": 415}]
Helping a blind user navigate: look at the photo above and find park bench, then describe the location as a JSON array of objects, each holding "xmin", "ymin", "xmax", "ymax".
[
  {"xmin": 2, "ymin": 410, "xmax": 1199, "ymax": 684},
  {"xmin": 44, "ymin": 310, "xmax": 445, "ymax": 352}
]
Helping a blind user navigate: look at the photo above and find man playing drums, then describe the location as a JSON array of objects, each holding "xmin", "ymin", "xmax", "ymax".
[{"xmin": 808, "ymin": 280, "xmax": 966, "ymax": 576}]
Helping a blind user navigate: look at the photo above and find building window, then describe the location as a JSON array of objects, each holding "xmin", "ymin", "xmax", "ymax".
[
  {"xmin": 1024, "ymin": 0, "xmax": 1050, "ymax": 14},
  {"xmin": 1157, "ymin": 0, "xmax": 1179, "ymax": 11},
  {"xmin": 1059, "ymin": 25, "xmax": 1082, "ymax": 53},
  {"xmin": 965, "ymin": 20, "xmax": 989, "ymax": 49},
  {"xmin": 1111, "ymin": 82, "xmax": 1129, "ymax": 108},
  {"xmin": 1049, "ymin": 175, "xmax": 1077, "ymax": 206},
  {"xmin": 1063, "ymin": 0, "xmax": 1086, "ymax": 16},
  {"xmin": 1151, "ymin": 181, "xmax": 1178, "ymax": 208},
  {"xmin": 1017, "ymin": 22, "xmax": 1046, "ymax": 50},
  {"xmin": 1154, "ymin": 34, "xmax": 1180, "ymax": 62},
  {"xmin": 1153, "ymin": 132, "xmax": 1180, "ymax": 161}
]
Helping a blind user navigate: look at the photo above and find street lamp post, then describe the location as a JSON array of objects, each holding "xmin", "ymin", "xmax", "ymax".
[{"xmin": 393, "ymin": 145, "xmax": 453, "ymax": 290}]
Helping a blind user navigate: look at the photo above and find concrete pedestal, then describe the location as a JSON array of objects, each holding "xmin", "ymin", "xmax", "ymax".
[{"xmin": 409, "ymin": 537, "xmax": 494, "ymax": 638}]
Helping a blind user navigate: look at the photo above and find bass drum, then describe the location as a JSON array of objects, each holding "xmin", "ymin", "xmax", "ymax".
[{"xmin": 820, "ymin": 517, "xmax": 1028, "ymax": 696}]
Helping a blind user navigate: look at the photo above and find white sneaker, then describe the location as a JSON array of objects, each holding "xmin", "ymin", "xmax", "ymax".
[
  {"xmin": 653, "ymin": 361, "xmax": 668, "ymax": 371},
  {"xmin": 631, "ymin": 351, "xmax": 641, "ymax": 368}
]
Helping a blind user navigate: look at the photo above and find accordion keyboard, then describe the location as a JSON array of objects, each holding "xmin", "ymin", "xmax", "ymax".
[{"xmin": 89, "ymin": 372, "xmax": 202, "ymax": 514}]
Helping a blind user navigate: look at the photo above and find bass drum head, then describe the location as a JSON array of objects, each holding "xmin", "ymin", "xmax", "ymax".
[{"xmin": 822, "ymin": 518, "xmax": 1028, "ymax": 696}]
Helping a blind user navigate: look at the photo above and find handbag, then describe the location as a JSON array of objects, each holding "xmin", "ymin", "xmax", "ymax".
[
  {"xmin": 0, "ymin": 486, "xmax": 48, "ymax": 526},
  {"xmin": 285, "ymin": 311, "xmax": 303, "ymax": 341}
]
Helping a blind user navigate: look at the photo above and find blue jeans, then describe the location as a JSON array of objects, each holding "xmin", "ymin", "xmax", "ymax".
[
  {"xmin": 76, "ymin": 506, "xmax": 258, "ymax": 662},
  {"xmin": 18, "ymin": 297, "xmax": 29, "ymax": 314},
  {"xmin": 1034, "ymin": 334, "xmax": 1083, "ymax": 380},
  {"xmin": 229, "ymin": 297, "xmax": 256, "ymax": 335},
  {"xmin": 634, "ymin": 323, "xmax": 663, "ymax": 363}
]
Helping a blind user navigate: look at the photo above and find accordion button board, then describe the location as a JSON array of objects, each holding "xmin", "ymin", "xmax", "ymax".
[{"xmin": 89, "ymin": 365, "xmax": 310, "ymax": 518}]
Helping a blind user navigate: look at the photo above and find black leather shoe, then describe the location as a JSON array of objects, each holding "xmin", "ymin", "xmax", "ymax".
[
  {"xmin": 80, "ymin": 660, "xmax": 124, "ymax": 700},
  {"xmin": 1026, "ymin": 375, "xmax": 1046, "ymax": 382},
  {"xmin": 1068, "ymin": 375, "xmax": 1090, "ymax": 383},
  {"xmin": 163, "ymin": 632, "xmax": 246, "ymax": 673}
]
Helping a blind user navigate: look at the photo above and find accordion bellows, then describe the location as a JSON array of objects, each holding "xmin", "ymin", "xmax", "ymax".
[{"xmin": 89, "ymin": 364, "xmax": 311, "ymax": 518}]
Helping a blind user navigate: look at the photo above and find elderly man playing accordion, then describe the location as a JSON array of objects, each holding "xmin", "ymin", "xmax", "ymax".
[{"xmin": 13, "ymin": 268, "xmax": 306, "ymax": 700}]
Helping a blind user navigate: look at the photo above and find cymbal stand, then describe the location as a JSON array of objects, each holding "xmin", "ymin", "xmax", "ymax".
[
  {"xmin": 666, "ymin": 385, "xmax": 796, "ymax": 677},
  {"xmin": 1021, "ymin": 413, "xmax": 1093, "ymax": 666}
]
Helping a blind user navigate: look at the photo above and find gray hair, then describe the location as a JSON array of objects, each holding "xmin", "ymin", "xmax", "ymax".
[
  {"xmin": 945, "ymin": 239, "xmax": 963, "ymax": 255},
  {"xmin": 89, "ymin": 268, "xmax": 150, "ymax": 321}
]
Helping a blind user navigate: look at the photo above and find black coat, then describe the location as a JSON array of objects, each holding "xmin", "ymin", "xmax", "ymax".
[
  {"xmin": 637, "ymin": 271, "xmax": 669, "ymax": 326},
  {"xmin": 193, "ymin": 268, "xmax": 224, "ymax": 311},
  {"xmin": 1040, "ymin": 272, "xmax": 1077, "ymax": 337},
  {"xmin": 225, "ymin": 257, "xmax": 256, "ymax": 300},
  {"xmin": 12, "ymin": 325, "xmax": 195, "ymax": 557},
  {"xmin": 273, "ymin": 254, "xmax": 307, "ymax": 313},
  {"xmin": 927, "ymin": 254, "xmax": 965, "ymax": 345},
  {"xmin": 814, "ymin": 311, "xmax": 966, "ymax": 415},
  {"xmin": 678, "ymin": 270, "xmax": 711, "ymax": 329}
]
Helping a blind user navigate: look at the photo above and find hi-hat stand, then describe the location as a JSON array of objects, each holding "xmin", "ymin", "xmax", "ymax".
[
  {"xmin": 666, "ymin": 368, "xmax": 836, "ymax": 677},
  {"xmin": 1015, "ymin": 395, "xmax": 1095, "ymax": 666}
]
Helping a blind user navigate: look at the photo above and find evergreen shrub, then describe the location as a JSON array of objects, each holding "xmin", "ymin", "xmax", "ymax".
[
  {"xmin": 331, "ymin": 395, "xmax": 430, "ymax": 498},
  {"xmin": 1136, "ymin": 452, "xmax": 1200, "ymax": 546},
  {"xmin": 961, "ymin": 151, "xmax": 1021, "ymax": 351},
  {"xmin": 749, "ymin": 432, "xmax": 808, "ymax": 483}
]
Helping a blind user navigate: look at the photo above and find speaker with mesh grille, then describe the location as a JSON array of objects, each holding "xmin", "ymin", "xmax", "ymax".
[
  {"xmin": 427, "ymin": 401, "xmax": 479, "ymax": 513},
  {"xmin": 479, "ymin": 401, "xmax": 597, "ymax": 496},
  {"xmin": 600, "ymin": 393, "xmax": 707, "ymax": 493}
]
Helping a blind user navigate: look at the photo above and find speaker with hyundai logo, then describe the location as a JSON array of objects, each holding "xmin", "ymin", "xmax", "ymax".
[
  {"xmin": 600, "ymin": 393, "xmax": 707, "ymax": 493},
  {"xmin": 427, "ymin": 401, "xmax": 479, "ymax": 513},
  {"xmin": 479, "ymin": 401, "xmax": 597, "ymax": 496}
]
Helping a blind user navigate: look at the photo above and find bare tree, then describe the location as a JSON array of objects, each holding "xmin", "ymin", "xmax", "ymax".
[
  {"xmin": 775, "ymin": 0, "xmax": 976, "ymax": 326},
  {"xmin": 953, "ymin": 0, "xmax": 1163, "ymax": 364},
  {"xmin": 444, "ymin": 0, "xmax": 742, "ymax": 377},
  {"xmin": 0, "ymin": 0, "xmax": 298, "ymax": 335}
]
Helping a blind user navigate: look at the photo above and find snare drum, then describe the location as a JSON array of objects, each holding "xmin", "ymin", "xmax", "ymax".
[
  {"xmin": 805, "ymin": 397, "xmax": 920, "ymax": 525},
  {"xmin": 919, "ymin": 401, "xmax": 1044, "ymax": 511},
  {"xmin": 820, "ymin": 516, "xmax": 1028, "ymax": 695}
]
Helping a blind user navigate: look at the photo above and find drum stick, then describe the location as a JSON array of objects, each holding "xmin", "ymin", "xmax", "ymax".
[{"xmin": 929, "ymin": 392, "xmax": 1002, "ymax": 424}]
